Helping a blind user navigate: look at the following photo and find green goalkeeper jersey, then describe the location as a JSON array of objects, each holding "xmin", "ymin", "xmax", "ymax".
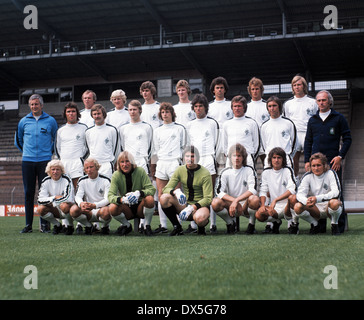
[{"xmin": 163, "ymin": 165, "xmax": 213, "ymax": 209}]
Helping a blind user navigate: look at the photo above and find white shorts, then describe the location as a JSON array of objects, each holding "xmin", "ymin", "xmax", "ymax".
[
  {"xmin": 199, "ymin": 155, "xmax": 216, "ymax": 175},
  {"xmin": 295, "ymin": 132, "xmax": 306, "ymax": 152},
  {"xmin": 90, "ymin": 209, "xmax": 101, "ymax": 222},
  {"xmin": 135, "ymin": 157, "xmax": 149, "ymax": 174},
  {"xmin": 99, "ymin": 162, "xmax": 114, "ymax": 179},
  {"xmin": 62, "ymin": 158, "xmax": 84, "ymax": 179},
  {"xmin": 155, "ymin": 159, "xmax": 180, "ymax": 180},
  {"xmin": 273, "ymin": 200, "xmax": 289, "ymax": 219},
  {"xmin": 316, "ymin": 202, "xmax": 329, "ymax": 219}
]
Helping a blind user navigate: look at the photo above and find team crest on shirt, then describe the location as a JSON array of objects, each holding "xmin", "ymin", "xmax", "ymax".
[
  {"xmin": 282, "ymin": 181, "xmax": 287, "ymax": 187},
  {"xmin": 306, "ymin": 108, "xmax": 315, "ymax": 116},
  {"xmin": 226, "ymin": 111, "xmax": 233, "ymax": 118},
  {"xmin": 137, "ymin": 134, "xmax": 142, "ymax": 140},
  {"xmin": 243, "ymin": 180, "xmax": 247, "ymax": 187},
  {"xmin": 205, "ymin": 130, "xmax": 210, "ymax": 138},
  {"xmin": 245, "ymin": 129, "xmax": 250, "ymax": 136},
  {"xmin": 76, "ymin": 134, "xmax": 81, "ymax": 140},
  {"xmin": 152, "ymin": 114, "xmax": 157, "ymax": 121},
  {"xmin": 281, "ymin": 130, "xmax": 288, "ymax": 138},
  {"xmin": 171, "ymin": 134, "xmax": 176, "ymax": 140},
  {"xmin": 323, "ymin": 183, "xmax": 329, "ymax": 191},
  {"xmin": 105, "ymin": 137, "xmax": 110, "ymax": 145},
  {"xmin": 98, "ymin": 188, "xmax": 104, "ymax": 195},
  {"xmin": 188, "ymin": 111, "xmax": 194, "ymax": 119},
  {"xmin": 261, "ymin": 114, "xmax": 269, "ymax": 122}
]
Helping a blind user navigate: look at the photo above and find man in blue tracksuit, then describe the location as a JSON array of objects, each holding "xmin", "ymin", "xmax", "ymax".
[
  {"xmin": 15, "ymin": 94, "xmax": 58, "ymax": 233},
  {"xmin": 304, "ymin": 90, "xmax": 352, "ymax": 233}
]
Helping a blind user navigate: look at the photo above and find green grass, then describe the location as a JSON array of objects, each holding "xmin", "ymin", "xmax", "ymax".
[{"xmin": 1, "ymin": 215, "xmax": 364, "ymax": 300}]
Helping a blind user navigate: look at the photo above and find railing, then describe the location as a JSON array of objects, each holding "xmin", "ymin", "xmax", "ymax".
[{"xmin": 1, "ymin": 16, "xmax": 363, "ymax": 60}]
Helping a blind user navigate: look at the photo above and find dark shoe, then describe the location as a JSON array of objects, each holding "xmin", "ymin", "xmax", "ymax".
[
  {"xmin": 169, "ymin": 225, "xmax": 184, "ymax": 236},
  {"xmin": 154, "ymin": 224, "xmax": 168, "ymax": 234},
  {"xmin": 144, "ymin": 225, "xmax": 154, "ymax": 236},
  {"xmin": 262, "ymin": 224, "xmax": 273, "ymax": 234},
  {"xmin": 210, "ymin": 225, "xmax": 217, "ymax": 234},
  {"xmin": 40, "ymin": 223, "xmax": 51, "ymax": 233},
  {"xmin": 85, "ymin": 226, "xmax": 93, "ymax": 235},
  {"xmin": 20, "ymin": 225, "xmax": 32, "ymax": 233},
  {"xmin": 52, "ymin": 224, "xmax": 63, "ymax": 235},
  {"xmin": 76, "ymin": 224, "xmax": 83, "ymax": 234},
  {"xmin": 226, "ymin": 223, "xmax": 236, "ymax": 234},
  {"xmin": 101, "ymin": 226, "xmax": 110, "ymax": 235},
  {"xmin": 64, "ymin": 226, "xmax": 74, "ymax": 235},
  {"xmin": 197, "ymin": 226, "xmax": 206, "ymax": 235},
  {"xmin": 288, "ymin": 222, "xmax": 299, "ymax": 234},
  {"xmin": 272, "ymin": 220, "xmax": 282, "ymax": 234},
  {"xmin": 309, "ymin": 223, "xmax": 320, "ymax": 235},
  {"xmin": 184, "ymin": 224, "xmax": 197, "ymax": 234},
  {"xmin": 245, "ymin": 223, "xmax": 256, "ymax": 234},
  {"xmin": 138, "ymin": 224, "xmax": 144, "ymax": 234},
  {"xmin": 116, "ymin": 224, "xmax": 132, "ymax": 236},
  {"xmin": 331, "ymin": 224, "xmax": 341, "ymax": 236}
]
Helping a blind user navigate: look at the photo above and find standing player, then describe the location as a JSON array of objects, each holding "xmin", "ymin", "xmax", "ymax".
[
  {"xmin": 106, "ymin": 89, "xmax": 130, "ymax": 129},
  {"xmin": 108, "ymin": 151, "xmax": 156, "ymax": 236},
  {"xmin": 119, "ymin": 99, "xmax": 153, "ymax": 175},
  {"xmin": 284, "ymin": 75, "xmax": 317, "ymax": 179},
  {"xmin": 70, "ymin": 158, "xmax": 111, "ymax": 235},
  {"xmin": 186, "ymin": 94, "xmax": 220, "ymax": 233},
  {"xmin": 85, "ymin": 104, "xmax": 120, "ymax": 179},
  {"xmin": 212, "ymin": 144, "xmax": 260, "ymax": 234},
  {"xmin": 79, "ymin": 89, "xmax": 96, "ymax": 127},
  {"xmin": 260, "ymin": 96, "xmax": 297, "ymax": 169},
  {"xmin": 255, "ymin": 147, "xmax": 297, "ymax": 234},
  {"xmin": 222, "ymin": 95, "xmax": 260, "ymax": 168},
  {"xmin": 160, "ymin": 146, "xmax": 213, "ymax": 236},
  {"xmin": 207, "ymin": 76, "xmax": 233, "ymax": 126},
  {"xmin": 173, "ymin": 80, "xmax": 195, "ymax": 127},
  {"xmin": 245, "ymin": 77, "xmax": 269, "ymax": 166},
  {"xmin": 152, "ymin": 103, "xmax": 186, "ymax": 233},
  {"xmin": 290, "ymin": 152, "xmax": 342, "ymax": 235},
  {"xmin": 55, "ymin": 102, "xmax": 88, "ymax": 189},
  {"xmin": 140, "ymin": 81, "xmax": 161, "ymax": 129},
  {"xmin": 37, "ymin": 160, "xmax": 75, "ymax": 235}
]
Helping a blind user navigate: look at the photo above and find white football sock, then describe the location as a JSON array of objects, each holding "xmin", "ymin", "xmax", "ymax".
[{"xmin": 328, "ymin": 206, "xmax": 342, "ymax": 224}]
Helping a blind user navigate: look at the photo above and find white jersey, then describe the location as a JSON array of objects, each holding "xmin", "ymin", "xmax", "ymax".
[
  {"xmin": 260, "ymin": 116, "xmax": 297, "ymax": 156},
  {"xmin": 186, "ymin": 116, "xmax": 220, "ymax": 157},
  {"xmin": 79, "ymin": 109, "xmax": 94, "ymax": 127},
  {"xmin": 106, "ymin": 108, "xmax": 130, "ymax": 129},
  {"xmin": 173, "ymin": 102, "xmax": 195, "ymax": 127},
  {"xmin": 259, "ymin": 167, "xmax": 296, "ymax": 200},
  {"xmin": 222, "ymin": 116, "xmax": 260, "ymax": 158},
  {"xmin": 38, "ymin": 174, "xmax": 74, "ymax": 206},
  {"xmin": 216, "ymin": 166, "xmax": 258, "ymax": 199},
  {"xmin": 55, "ymin": 122, "xmax": 88, "ymax": 160},
  {"xmin": 119, "ymin": 121, "xmax": 153, "ymax": 162},
  {"xmin": 283, "ymin": 95, "xmax": 318, "ymax": 133},
  {"xmin": 75, "ymin": 173, "xmax": 110, "ymax": 208},
  {"xmin": 297, "ymin": 170, "xmax": 341, "ymax": 205},
  {"xmin": 208, "ymin": 98, "xmax": 233, "ymax": 126},
  {"xmin": 141, "ymin": 101, "xmax": 162, "ymax": 129},
  {"xmin": 153, "ymin": 122, "xmax": 186, "ymax": 161},
  {"xmin": 85, "ymin": 123, "xmax": 120, "ymax": 164},
  {"xmin": 246, "ymin": 99, "xmax": 270, "ymax": 128}
]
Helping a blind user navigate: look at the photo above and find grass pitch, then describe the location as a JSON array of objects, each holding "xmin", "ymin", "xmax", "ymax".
[{"xmin": 1, "ymin": 215, "xmax": 363, "ymax": 300}]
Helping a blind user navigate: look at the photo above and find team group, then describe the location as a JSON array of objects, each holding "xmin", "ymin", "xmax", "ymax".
[{"xmin": 15, "ymin": 75, "xmax": 352, "ymax": 236}]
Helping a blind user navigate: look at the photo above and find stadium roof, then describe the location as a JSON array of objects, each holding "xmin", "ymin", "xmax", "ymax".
[{"xmin": 1, "ymin": 0, "xmax": 364, "ymax": 100}]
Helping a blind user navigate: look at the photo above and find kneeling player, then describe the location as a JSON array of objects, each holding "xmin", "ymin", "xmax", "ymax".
[
  {"xmin": 290, "ymin": 152, "xmax": 342, "ymax": 235},
  {"xmin": 37, "ymin": 160, "xmax": 75, "ymax": 235},
  {"xmin": 108, "ymin": 151, "xmax": 156, "ymax": 236},
  {"xmin": 70, "ymin": 158, "xmax": 111, "ymax": 235},
  {"xmin": 160, "ymin": 146, "xmax": 213, "ymax": 236},
  {"xmin": 255, "ymin": 147, "xmax": 297, "ymax": 234},
  {"xmin": 211, "ymin": 143, "xmax": 260, "ymax": 234}
]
